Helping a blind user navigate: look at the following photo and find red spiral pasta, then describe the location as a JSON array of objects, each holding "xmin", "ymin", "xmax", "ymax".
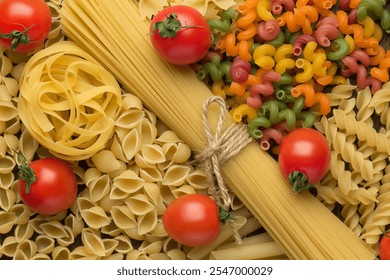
[
  {"xmin": 257, "ymin": 20, "xmax": 281, "ymax": 41},
  {"xmin": 230, "ymin": 56, "xmax": 251, "ymax": 83},
  {"xmin": 292, "ymin": 34, "xmax": 316, "ymax": 56},
  {"xmin": 314, "ymin": 16, "xmax": 340, "ymax": 47},
  {"xmin": 248, "ymin": 70, "xmax": 281, "ymax": 108}
]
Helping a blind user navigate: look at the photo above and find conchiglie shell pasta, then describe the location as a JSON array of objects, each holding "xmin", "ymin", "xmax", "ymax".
[
  {"xmin": 0, "ymin": 136, "xmax": 7, "ymax": 157},
  {"xmin": 122, "ymin": 93, "xmax": 143, "ymax": 110},
  {"xmin": 110, "ymin": 205, "xmax": 137, "ymax": 229},
  {"xmin": 0, "ymin": 211, "xmax": 17, "ymax": 234},
  {"xmin": 87, "ymin": 174, "xmax": 111, "ymax": 203},
  {"xmin": 139, "ymin": 167, "xmax": 163, "ymax": 183},
  {"xmin": 31, "ymin": 252, "xmax": 51, "ymax": 260},
  {"xmin": 98, "ymin": 193, "xmax": 123, "ymax": 212},
  {"xmin": 18, "ymin": 129, "xmax": 39, "ymax": 161},
  {"xmin": 39, "ymin": 221, "xmax": 69, "ymax": 239},
  {"xmin": 1, "ymin": 51, "xmax": 13, "ymax": 75},
  {"xmin": 52, "ymin": 246, "xmax": 71, "ymax": 260},
  {"xmin": 91, "ymin": 150, "xmax": 121, "ymax": 174},
  {"xmin": 112, "ymin": 169, "xmax": 144, "ymax": 194},
  {"xmin": 0, "ymin": 236, "xmax": 18, "ymax": 257},
  {"xmin": 101, "ymin": 220, "xmax": 123, "ymax": 237},
  {"xmin": 139, "ymin": 240, "xmax": 163, "ymax": 255},
  {"xmin": 114, "ymin": 235, "xmax": 134, "ymax": 254},
  {"xmin": 80, "ymin": 206, "xmax": 111, "ymax": 229},
  {"xmin": 14, "ymin": 222, "xmax": 35, "ymax": 243},
  {"xmin": 115, "ymin": 109, "xmax": 145, "ymax": 129},
  {"xmin": 10, "ymin": 204, "xmax": 31, "ymax": 225},
  {"xmin": 15, "ymin": 240, "xmax": 38, "ymax": 260},
  {"xmin": 137, "ymin": 209, "xmax": 158, "ymax": 235},
  {"xmin": 167, "ymin": 249, "xmax": 187, "ymax": 260},
  {"xmin": 0, "ymin": 188, "xmax": 16, "ymax": 211},
  {"xmin": 70, "ymin": 246, "xmax": 99, "ymax": 260},
  {"xmin": 83, "ymin": 168, "xmax": 102, "ymax": 186},
  {"xmin": 137, "ymin": 118, "xmax": 157, "ymax": 145},
  {"xmin": 1, "ymin": 77, "xmax": 18, "ymax": 97},
  {"xmin": 0, "ymin": 101, "xmax": 18, "ymax": 122},
  {"xmin": 125, "ymin": 194, "xmax": 155, "ymax": 216},
  {"xmin": 139, "ymin": 144, "xmax": 165, "ymax": 164},
  {"xmin": 103, "ymin": 239, "xmax": 119, "ymax": 257},
  {"xmin": 0, "ymin": 172, "xmax": 14, "ymax": 190},
  {"xmin": 35, "ymin": 235, "xmax": 56, "ymax": 254},
  {"xmin": 121, "ymin": 128, "xmax": 142, "ymax": 161},
  {"xmin": 57, "ymin": 226, "xmax": 75, "ymax": 247},
  {"xmin": 0, "ymin": 155, "xmax": 15, "ymax": 174},
  {"xmin": 162, "ymin": 165, "xmax": 191, "ymax": 186},
  {"xmin": 82, "ymin": 229, "xmax": 106, "ymax": 256},
  {"xmin": 185, "ymin": 169, "xmax": 209, "ymax": 190}
]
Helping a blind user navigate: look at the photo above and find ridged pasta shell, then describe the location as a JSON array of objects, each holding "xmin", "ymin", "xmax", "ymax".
[
  {"xmin": 126, "ymin": 249, "xmax": 149, "ymax": 260},
  {"xmin": 14, "ymin": 222, "xmax": 34, "ymax": 243},
  {"xmin": 159, "ymin": 184, "xmax": 176, "ymax": 204},
  {"xmin": 30, "ymin": 252, "xmax": 51, "ymax": 260},
  {"xmin": 0, "ymin": 155, "xmax": 16, "ymax": 174},
  {"xmin": 3, "ymin": 134, "xmax": 18, "ymax": 154},
  {"xmin": 140, "ymin": 144, "xmax": 165, "ymax": 164},
  {"xmin": 155, "ymin": 130, "xmax": 182, "ymax": 144},
  {"xmin": 35, "ymin": 235, "xmax": 55, "ymax": 254},
  {"xmin": 111, "ymin": 205, "xmax": 137, "ymax": 229},
  {"xmin": 18, "ymin": 129, "xmax": 39, "ymax": 161},
  {"xmin": 52, "ymin": 246, "xmax": 71, "ymax": 260},
  {"xmin": 112, "ymin": 169, "xmax": 144, "ymax": 194},
  {"xmin": 167, "ymin": 249, "xmax": 187, "ymax": 260},
  {"xmin": 1, "ymin": 52, "xmax": 12, "ymax": 76},
  {"xmin": 83, "ymin": 167, "xmax": 102, "ymax": 186},
  {"xmin": 137, "ymin": 118, "xmax": 157, "ymax": 145},
  {"xmin": 64, "ymin": 214, "xmax": 85, "ymax": 238},
  {"xmin": 148, "ymin": 221, "xmax": 168, "ymax": 239},
  {"xmin": 0, "ymin": 236, "xmax": 18, "ymax": 257},
  {"xmin": 91, "ymin": 150, "xmax": 121, "ymax": 174},
  {"xmin": 114, "ymin": 235, "xmax": 133, "ymax": 254},
  {"xmin": 0, "ymin": 172, "xmax": 14, "ymax": 190},
  {"xmin": 162, "ymin": 165, "xmax": 191, "ymax": 186},
  {"xmin": 122, "ymin": 93, "xmax": 143, "ymax": 110},
  {"xmin": 134, "ymin": 153, "xmax": 155, "ymax": 169},
  {"xmin": 9, "ymin": 62, "xmax": 25, "ymax": 82},
  {"xmin": 69, "ymin": 246, "xmax": 99, "ymax": 260},
  {"xmin": 171, "ymin": 185, "xmax": 197, "ymax": 198},
  {"xmin": 57, "ymin": 226, "xmax": 75, "ymax": 247},
  {"xmin": 87, "ymin": 174, "xmax": 111, "ymax": 203},
  {"xmin": 139, "ymin": 240, "xmax": 163, "ymax": 255},
  {"xmin": 149, "ymin": 253, "xmax": 170, "ymax": 260},
  {"xmin": 39, "ymin": 221, "xmax": 69, "ymax": 239},
  {"xmin": 101, "ymin": 220, "xmax": 123, "ymax": 237},
  {"xmin": 109, "ymin": 135, "xmax": 127, "ymax": 162},
  {"xmin": 98, "ymin": 193, "xmax": 123, "ymax": 213},
  {"xmin": 0, "ymin": 211, "xmax": 17, "ymax": 234},
  {"xmin": 80, "ymin": 206, "xmax": 111, "ymax": 229},
  {"xmin": 15, "ymin": 240, "xmax": 37, "ymax": 259},
  {"xmin": 0, "ymin": 136, "xmax": 7, "ymax": 157},
  {"xmin": 103, "ymin": 239, "xmax": 119, "ymax": 257},
  {"xmin": 125, "ymin": 194, "xmax": 155, "ymax": 216},
  {"xmin": 4, "ymin": 116, "xmax": 20, "ymax": 135},
  {"xmin": 185, "ymin": 169, "xmax": 209, "ymax": 190},
  {"xmin": 139, "ymin": 167, "xmax": 163, "ymax": 183},
  {"xmin": 0, "ymin": 101, "xmax": 18, "ymax": 122},
  {"xmin": 10, "ymin": 204, "xmax": 31, "ymax": 225},
  {"xmin": 142, "ymin": 183, "xmax": 161, "ymax": 206},
  {"xmin": 137, "ymin": 209, "xmax": 158, "ymax": 235},
  {"xmin": 108, "ymin": 160, "xmax": 127, "ymax": 178},
  {"xmin": 0, "ymin": 188, "xmax": 16, "ymax": 211},
  {"xmin": 82, "ymin": 229, "xmax": 106, "ymax": 257},
  {"xmin": 101, "ymin": 253, "xmax": 124, "ymax": 260}
]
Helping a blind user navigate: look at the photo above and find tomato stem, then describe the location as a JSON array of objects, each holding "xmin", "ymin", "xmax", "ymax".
[
  {"xmin": 218, "ymin": 207, "xmax": 236, "ymax": 224},
  {"xmin": 17, "ymin": 153, "xmax": 36, "ymax": 194},
  {"xmin": 288, "ymin": 171, "xmax": 313, "ymax": 193},
  {"xmin": 0, "ymin": 24, "xmax": 35, "ymax": 51},
  {"xmin": 151, "ymin": 13, "xmax": 203, "ymax": 38}
]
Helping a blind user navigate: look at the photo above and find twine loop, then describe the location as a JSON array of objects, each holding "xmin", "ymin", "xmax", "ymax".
[{"xmin": 195, "ymin": 96, "xmax": 253, "ymax": 244}]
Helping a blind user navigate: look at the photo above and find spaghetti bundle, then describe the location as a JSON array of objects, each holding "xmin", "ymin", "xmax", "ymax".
[{"xmin": 60, "ymin": 0, "xmax": 375, "ymax": 259}]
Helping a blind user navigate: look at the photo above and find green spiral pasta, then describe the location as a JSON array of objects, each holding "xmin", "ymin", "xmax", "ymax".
[
  {"xmin": 357, "ymin": 0, "xmax": 385, "ymax": 22},
  {"xmin": 208, "ymin": 8, "xmax": 238, "ymax": 33},
  {"xmin": 197, "ymin": 55, "xmax": 232, "ymax": 82},
  {"xmin": 326, "ymin": 38, "xmax": 349, "ymax": 61}
]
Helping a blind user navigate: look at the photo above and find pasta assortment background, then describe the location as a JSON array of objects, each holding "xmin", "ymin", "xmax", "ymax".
[{"xmin": 0, "ymin": 0, "xmax": 388, "ymax": 259}]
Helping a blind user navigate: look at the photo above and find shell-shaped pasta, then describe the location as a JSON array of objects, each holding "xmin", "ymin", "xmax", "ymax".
[
  {"xmin": 142, "ymin": 183, "xmax": 161, "ymax": 206},
  {"xmin": 98, "ymin": 193, "xmax": 123, "ymax": 212},
  {"xmin": 149, "ymin": 253, "xmax": 170, "ymax": 260},
  {"xmin": 121, "ymin": 129, "xmax": 141, "ymax": 161},
  {"xmin": 103, "ymin": 239, "xmax": 119, "ymax": 257},
  {"xmin": 101, "ymin": 220, "xmax": 123, "ymax": 237},
  {"xmin": 39, "ymin": 220, "xmax": 69, "ymax": 239},
  {"xmin": 115, "ymin": 108, "xmax": 145, "ymax": 129},
  {"xmin": 57, "ymin": 225, "xmax": 75, "ymax": 247},
  {"xmin": 110, "ymin": 205, "xmax": 137, "ymax": 229},
  {"xmin": 139, "ymin": 167, "xmax": 163, "ymax": 182},
  {"xmin": 0, "ymin": 172, "xmax": 14, "ymax": 190},
  {"xmin": 0, "ymin": 211, "xmax": 17, "ymax": 234},
  {"xmin": 3, "ymin": 133, "xmax": 18, "ymax": 154},
  {"xmin": 14, "ymin": 222, "xmax": 35, "ymax": 243},
  {"xmin": 114, "ymin": 235, "xmax": 133, "ymax": 254},
  {"xmin": 0, "ymin": 101, "xmax": 18, "ymax": 122},
  {"xmin": 137, "ymin": 209, "xmax": 158, "ymax": 235},
  {"xmin": 121, "ymin": 93, "xmax": 143, "ymax": 110},
  {"xmin": 123, "ymin": 227, "xmax": 144, "ymax": 241},
  {"xmin": 0, "ymin": 236, "xmax": 18, "ymax": 257},
  {"xmin": 1, "ymin": 51, "xmax": 13, "ymax": 75},
  {"xmin": 92, "ymin": 150, "xmax": 121, "ymax": 174},
  {"xmin": 18, "ymin": 129, "xmax": 39, "ymax": 161},
  {"xmin": 83, "ymin": 167, "xmax": 102, "ymax": 186},
  {"xmin": 69, "ymin": 246, "xmax": 99, "ymax": 260},
  {"xmin": 82, "ymin": 229, "xmax": 106, "ymax": 257},
  {"xmin": 171, "ymin": 185, "xmax": 197, "ymax": 198},
  {"xmin": 0, "ymin": 155, "xmax": 16, "ymax": 174},
  {"xmin": 162, "ymin": 165, "xmax": 191, "ymax": 186},
  {"xmin": 147, "ymin": 220, "xmax": 168, "ymax": 240},
  {"xmin": 0, "ymin": 188, "xmax": 16, "ymax": 211},
  {"xmin": 80, "ymin": 206, "xmax": 111, "ymax": 229},
  {"xmin": 185, "ymin": 169, "xmax": 209, "ymax": 190},
  {"xmin": 4, "ymin": 116, "xmax": 20, "ymax": 135},
  {"xmin": 159, "ymin": 184, "xmax": 175, "ymax": 204},
  {"xmin": 155, "ymin": 130, "xmax": 183, "ymax": 144},
  {"xmin": 163, "ymin": 142, "xmax": 192, "ymax": 163},
  {"xmin": 15, "ymin": 240, "xmax": 38, "ymax": 260},
  {"xmin": 140, "ymin": 144, "xmax": 166, "ymax": 164},
  {"xmin": 109, "ymin": 135, "xmax": 127, "ymax": 162},
  {"xmin": 10, "ymin": 204, "xmax": 31, "ymax": 225},
  {"xmin": 108, "ymin": 160, "xmax": 128, "ymax": 179},
  {"xmin": 137, "ymin": 118, "xmax": 158, "ymax": 145},
  {"xmin": 2, "ymin": 77, "xmax": 18, "ymax": 97},
  {"xmin": 125, "ymin": 193, "xmax": 155, "ymax": 216},
  {"xmin": 76, "ymin": 196, "xmax": 95, "ymax": 213},
  {"xmin": 31, "ymin": 252, "xmax": 51, "ymax": 260},
  {"xmin": 87, "ymin": 174, "xmax": 111, "ymax": 203},
  {"xmin": 35, "ymin": 235, "xmax": 55, "ymax": 254},
  {"xmin": 101, "ymin": 253, "xmax": 124, "ymax": 260},
  {"xmin": 0, "ymin": 136, "xmax": 7, "ymax": 157},
  {"xmin": 139, "ymin": 240, "xmax": 163, "ymax": 255},
  {"xmin": 112, "ymin": 169, "xmax": 145, "ymax": 194},
  {"xmin": 126, "ymin": 249, "xmax": 149, "ymax": 260},
  {"xmin": 166, "ymin": 249, "xmax": 187, "ymax": 260},
  {"xmin": 52, "ymin": 246, "xmax": 71, "ymax": 260},
  {"xmin": 134, "ymin": 153, "xmax": 155, "ymax": 169}
]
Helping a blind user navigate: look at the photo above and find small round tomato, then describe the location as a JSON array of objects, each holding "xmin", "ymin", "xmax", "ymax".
[
  {"xmin": 278, "ymin": 128, "xmax": 331, "ymax": 193},
  {"xmin": 149, "ymin": 5, "xmax": 211, "ymax": 65},
  {"xmin": 0, "ymin": 0, "xmax": 52, "ymax": 53},
  {"xmin": 18, "ymin": 156, "xmax": 78, "ymax": 215},
  {"xmin": 379, "ymin": 232, "xmax": 390, "ymax": 260},
  {"xmin": 162, "ymin": 193, "xmax": 221, "ymax": 247}
]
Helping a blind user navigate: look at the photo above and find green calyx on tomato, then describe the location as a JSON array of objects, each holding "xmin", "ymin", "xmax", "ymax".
[
  {"xmin": 151, "ymin": 13, "xmax": 202, "ymax": 38},
  {"xmin": 288, "ymin": 171, "xmax": 313, "ymax": 193},
  {"xmin": 218, "ymin": 206, "xmax": 236, "ymax": 224},
  {"xmin": 17, "ymin": 153, "xmax": 36, "ymax": 194},
  {"xmin": 0, "ymin": 24, "xmax": 34, "ymax": 51}
]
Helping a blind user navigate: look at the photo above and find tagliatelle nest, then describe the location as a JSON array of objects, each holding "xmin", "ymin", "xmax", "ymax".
[{"xmin": 18, "ymin": 41, "xmax": 123, "ymax": 161}]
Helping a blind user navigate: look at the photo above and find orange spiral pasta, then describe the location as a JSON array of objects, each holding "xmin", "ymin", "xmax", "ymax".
[
  {"xmin": 216, "ymin": 33, "xmax": 252, "ymax": 61},
  {"xmin": 236, "ymin": 8, "xmax": 258, "ymax": 41},
  {"xmin": 291, "ymin": 83, "xmax": 331, "ymax": 115}
]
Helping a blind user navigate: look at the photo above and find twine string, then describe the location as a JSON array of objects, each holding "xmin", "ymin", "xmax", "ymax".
[{"xmin": 195, "ymin": 96, "xmax": 253, "ymax": 244}]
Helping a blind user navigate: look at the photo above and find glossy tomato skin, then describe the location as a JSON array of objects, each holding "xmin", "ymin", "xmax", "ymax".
[
  {"xmin": 379, "ymin": 233, "xmax": 390, "ymax": 260},
  {"xmin": 18, "ymin": 158, "xmax": 78, "ymax": 215},
  {"xmin": 0, "ymin": 0, "xmax": 52, "ymax": 53},
  {"xmin": 162, "ymin": 194, "xmax": 221, "ymax": 247},
  {"xmin": 278, "ymin": 128, "xmax": 331, "ymax": 184},
  {"xmin": 150, "ymin": 5, "xmax": 211, "ymax": 65}
]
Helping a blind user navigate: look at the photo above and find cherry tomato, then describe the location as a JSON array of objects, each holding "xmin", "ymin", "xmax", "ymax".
[
  {"xmin": 162, "ymin": 194, "xmax": 221, "ymax": 247},
  {"xmin": 17, "ymin": 156, "xmax": 78, "ymax": 215},
  {"xmin": 149, "ymin": 5, "xmax": 211, "ymax": 65},
  {"xmin": 379, "ymin": 232, "xmax": 390, "ymax": 260},
  {"xmin": 278, "ymin": 128, "xmax": 331, "ymax": 193},
  {"xmin": 0, "ymin": 0, "xmax": 52, "ymax": 53}
]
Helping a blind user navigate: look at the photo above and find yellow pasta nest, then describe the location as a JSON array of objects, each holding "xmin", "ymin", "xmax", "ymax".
[{"xmin": 18, "ymin": 41, "xmax": 123, "ymax": 161}]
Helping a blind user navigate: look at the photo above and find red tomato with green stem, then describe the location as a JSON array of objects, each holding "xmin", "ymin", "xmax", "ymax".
[
  {"xmin": 379, "ymin": 230, "xmax": 390, "ymax": 260},
  {"xmin": 162, "ymin": 193, "xmax": 226, "ymax": 247},
  {"xmin": 149, "ymin": 5, "xmax": 211, "ymax": 65},
  {"xmin": 17, "ymin": 154, "xmax": 78, "ymax": 216},
  {"xmin": 0, "ymin": 0, "xmax": 52, "ymax": 53},
  {"xmin": 278, "ymin": 128, "xmax": 331, "ymax": 193}
]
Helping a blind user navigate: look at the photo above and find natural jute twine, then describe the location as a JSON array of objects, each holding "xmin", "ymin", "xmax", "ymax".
[{"xmin": 195, "ymin": 96, "xmax": 254, "ymax": 244}]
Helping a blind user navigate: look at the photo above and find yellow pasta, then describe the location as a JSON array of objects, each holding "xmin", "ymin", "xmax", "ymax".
[{"xmin": 253, "ymin": 44, "xmax": 276, "ymax": 69}]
